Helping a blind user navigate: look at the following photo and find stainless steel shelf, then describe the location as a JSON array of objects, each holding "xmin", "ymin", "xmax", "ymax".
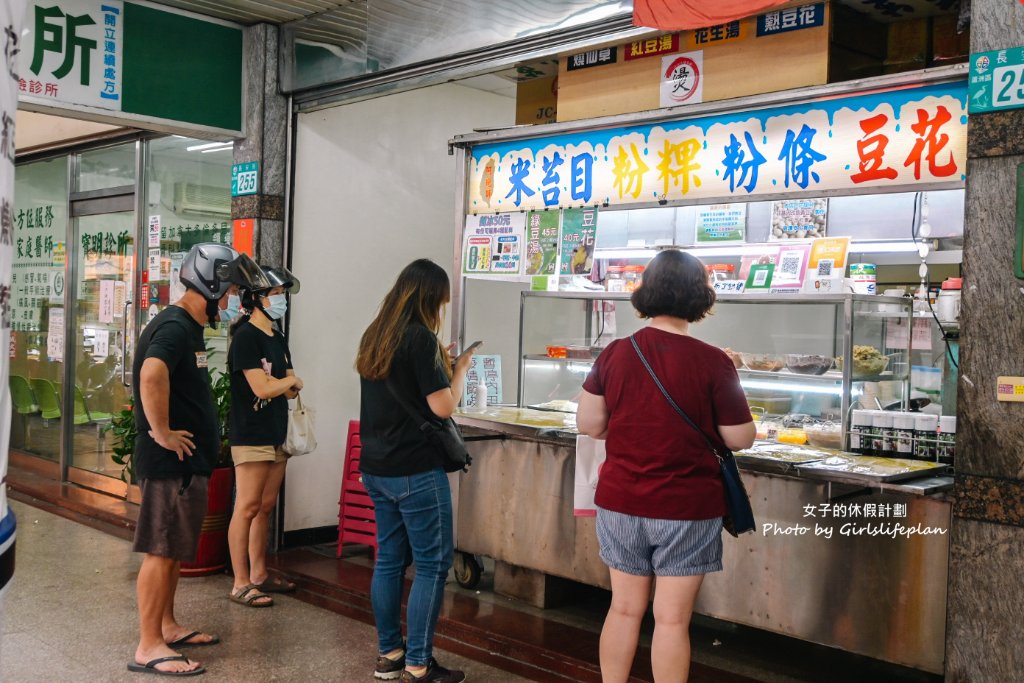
[{"xmin": 522, "ymin": 291, "xmax": 912, "ymax": 306}]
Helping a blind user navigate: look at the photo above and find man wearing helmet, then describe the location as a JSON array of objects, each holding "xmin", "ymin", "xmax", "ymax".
[{"xmin": 128, "ymin": 243, "xmax": 269, "ymax": 677}]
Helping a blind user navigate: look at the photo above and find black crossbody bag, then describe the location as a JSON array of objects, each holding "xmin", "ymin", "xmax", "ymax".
[
  {"xmin": 385, "ymin": 377, "xmax": 472, "ymax": 473},
  {"xmin": 630, "ymin": 336, "xmax": 755, "ymax": 537}
]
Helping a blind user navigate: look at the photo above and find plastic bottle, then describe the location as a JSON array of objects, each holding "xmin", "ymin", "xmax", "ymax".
[
  {"xmin": 872, "ymin": 411, "xmax": 895, "ymax": 457},
  {"xmin": 473, "ymin": 383, "xmax": 488, "ymax": 412},
  {"xmin": 913, "ymin": 413, "xmax": 939, "ymax": 461},
  {"xmin": 891, "ymin": 412, "xmax": 916, "ymax": 459},
  {"xmin": 849, "ymin": 410, "xmax": 871, "ymax": 454},
  {"xmin": 937, "ymin": 416, "xmax": 957, "ymax": 466}
]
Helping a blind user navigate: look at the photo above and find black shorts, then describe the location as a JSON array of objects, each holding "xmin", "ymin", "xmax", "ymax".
[{"xmin": 132, "ymin": 475, "xmax": 209, "ymax": 562}]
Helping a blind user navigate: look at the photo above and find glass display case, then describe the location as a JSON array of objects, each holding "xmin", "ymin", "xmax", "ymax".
[{"xmin": 517, "ymin": 291, "xmax": 913, "ymax": 445}]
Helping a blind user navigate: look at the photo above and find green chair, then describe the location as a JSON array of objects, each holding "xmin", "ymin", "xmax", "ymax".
[
  {"xmin": 9, "ymin": 376, "xmax": 38, "ymax": 415},
  {"xmin": 75, "ymin": 385, "xmax": 113, "ymax": 424},
  {"xmin": 30, "ymin": 378, "xmax": 61, "ymax": 421}
]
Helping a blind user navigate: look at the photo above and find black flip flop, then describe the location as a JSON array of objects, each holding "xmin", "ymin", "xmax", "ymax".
[
  {"xmin": 127, "ymin": 655, "xmax": 206, "ymax": 676},
  {"xmin": 167, "ymin": 631, "xmax": 221, "ymax": 648}
]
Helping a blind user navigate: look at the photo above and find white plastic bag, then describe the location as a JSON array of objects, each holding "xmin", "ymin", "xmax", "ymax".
[
  {"xmin": 283, "ymin": 395, "xmax": 317, "ymax": 456},
  {"xmin": 573, "ymin": 435, "xmax": 606, "ymax": 517}
]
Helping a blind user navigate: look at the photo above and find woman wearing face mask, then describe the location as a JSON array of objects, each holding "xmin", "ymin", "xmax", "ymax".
[{"xmin": 224, "ymin": 266, "xmax": 303, "ymax": 607}]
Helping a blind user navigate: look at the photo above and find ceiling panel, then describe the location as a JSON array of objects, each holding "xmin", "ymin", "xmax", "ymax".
[{"xmin": 143, "ymin": 0, "xmax": 352, "ymax": 25}]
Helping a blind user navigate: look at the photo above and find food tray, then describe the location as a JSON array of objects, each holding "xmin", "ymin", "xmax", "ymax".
[
  {"xmin": 734, "ymin": 442, "xmax": 829, "ymax": 474},
  {"xmin": 795, "ymin": 453, "xmax": 948, "ymax": 484}
]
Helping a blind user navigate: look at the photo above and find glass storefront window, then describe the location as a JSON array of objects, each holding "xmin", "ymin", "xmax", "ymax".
[
  {"xmin": 77, "ymin": 143, "xmax": 136, "ymax": 192},
  {"xmin": 11, "ymin": 157, "xmax": 68, "ymax": 462},
  {"xmin": 145, "ymin": 136, "xmax": 234, "ymax": 376}
]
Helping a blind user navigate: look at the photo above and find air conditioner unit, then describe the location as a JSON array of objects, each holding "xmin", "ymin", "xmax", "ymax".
[{"xmin": 172, "ymin": 182, "xmax": 231, "ymax": 217}]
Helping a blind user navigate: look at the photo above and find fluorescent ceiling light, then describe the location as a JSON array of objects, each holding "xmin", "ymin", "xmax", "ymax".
[
  {"xmin": 186, "ymin": 141, "xmax": 231, "ymax": 152},
  {"xmin": 741, "ymin": 378, "xmax": 842, "ymax": 396},
  {"xmin": 847, "ymin": 241, "xmax": 921, "ymax": 253},
  {"xmin": 201, "ymin": 145, "xmax": 233, "ymax": 153},
  {"xmin": 596, "ymin": 240, "xmax": 925, "ymax": 259}
]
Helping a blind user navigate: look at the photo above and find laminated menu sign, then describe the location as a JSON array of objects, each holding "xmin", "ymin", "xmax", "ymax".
[
  {"xmin": 769, "ymin": 198, "xmax": 828, "ymax": 240},
  {"xmin": 462, "ymin": 213, "xmax": 526, "ymax": 278},
  {"xmin": 462, "ymin": 355, "xmax": 503, "ymax": 408},
  {"xmin": 769, "ymin": 244, "xmax": 811, "ymax": 291},
  {"xmin": 807, "ymin": 236, "xmax": 850, "ymax": 277},
  {"xmin": 696, "ymin": 204, "xmax": 746, "ymax": 242},
  {"xmin": 560, "ymin": 207, "xmax": 598, "ymax": 276},
  {"xmin": 525, "ymin": 211, "xmax": 560, "ymax": 276}
]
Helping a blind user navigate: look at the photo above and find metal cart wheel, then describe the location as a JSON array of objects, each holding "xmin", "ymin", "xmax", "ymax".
[{"xmin": 453, "ymin": 551, "xmax": 482, "ymax": 589}]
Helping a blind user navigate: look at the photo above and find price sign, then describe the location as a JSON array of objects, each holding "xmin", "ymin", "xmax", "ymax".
[
  {"xmin": 997, "ymin": 376, "xmax": 1024, "ymax": 402},
  {"xmin": 232, "ymin": 162, "xmax": 259, "ymax": 197}
]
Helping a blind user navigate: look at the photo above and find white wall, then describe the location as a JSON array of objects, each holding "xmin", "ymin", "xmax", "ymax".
[{"xmin": 285, "ymin": 83, "xmax": 515, "ymax": 532}]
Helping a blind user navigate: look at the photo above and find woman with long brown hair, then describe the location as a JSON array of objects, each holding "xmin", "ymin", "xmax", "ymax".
[{"xmin": 355, "ymin": 259, "xmax": 473, "ymax": 683}]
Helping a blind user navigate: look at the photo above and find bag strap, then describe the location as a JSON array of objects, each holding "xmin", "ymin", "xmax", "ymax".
[
  {"xmin": 294, "ymin": 394, "xmax": 304, "ymax": 412},
  {"xmin": 384, "ymin": 376, "xmax": 439, "ymax": 434},
  {"xmin": 629, "ymin": 335, "xmax": 726, "ymax": 459}
]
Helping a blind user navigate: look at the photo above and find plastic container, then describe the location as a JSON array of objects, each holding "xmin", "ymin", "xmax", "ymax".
[
  {"xmin": 778, "ymin": 428, "xmax": 808, "ymax": 445},
  {"xmin": 936, "ymin": 277, "xmax": 962, "ymax": 323},
  {"xmin": 785, "ymin": 354, "xmax": 833, "ymax": 375},
  {"xmin": 849, "ymin": 410, "xmax": 872, "ymax": 454},
  {"xmin": 804, "ymin": 422, "xmax": 843, "ymax": 449},
  {"xmin": 605, "ymin": 266, "xmax": 625, "ymax": 292},
  {"xmin": 891, "ymin": 412, "xmax": 916, "ymax": 458},
  {"xmin": 937, "ymin": 416, "xmax": 957, "ymax": 466},
  {"xmin": 850, "ymin": 263, "xmax": 877, "ymax": 295},
  {"xmin": 545, "ymin": 345, "xmax": 567, "ymax": 359},
  {"xmin": 741, "ymin": 352, "xmax": 785, "ymax": 372},
  {"xmin": 473, "ymin": 383, "xmax": 487, "ymax": 412},
  {"xmin": 623, "ymin": 265, "xmax": 645, "ymax": 292},
  {"xmin": 913, "ymin": 413, "xmax": 939, "ymax": 461},
  {"xmin": 707, "ymin": 263, "xmax": 736, "ymax": 282}
]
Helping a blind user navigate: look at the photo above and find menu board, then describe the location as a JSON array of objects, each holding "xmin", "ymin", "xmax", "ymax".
[
  {"xmin": 525, "ymin": 211, "xmax": 560, "ymax": 276},
  {"xmin": 462, "ymin": 213, "xmax": 526, "ymax": 278},
  {"xmin": 559, "ymin": 207, "xmax": 598, "ymax": 276},
  {"xmin": 696, "ymin": 203, "xmax": 746, "ymax": 242}
]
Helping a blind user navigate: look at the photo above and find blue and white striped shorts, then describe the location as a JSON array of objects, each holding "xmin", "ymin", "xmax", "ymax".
[{"xmin": 596, "ymin": 507, "xmax": 723, "ymax": 577}]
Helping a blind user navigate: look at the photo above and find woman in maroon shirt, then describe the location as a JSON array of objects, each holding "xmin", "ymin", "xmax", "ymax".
[{"xmin": 577, "ymin": 250, "xmax": 755, "ymax": 683}]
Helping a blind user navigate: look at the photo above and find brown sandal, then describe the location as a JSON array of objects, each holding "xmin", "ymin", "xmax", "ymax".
[{"xmin": 229, "ymin": 584, "xmax": 273, "ymax": 607}]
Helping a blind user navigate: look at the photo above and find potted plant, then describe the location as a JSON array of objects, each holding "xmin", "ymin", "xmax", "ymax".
[{"xmin": 106, "ymin": 369, "xmax": 235, "ymax": 577}]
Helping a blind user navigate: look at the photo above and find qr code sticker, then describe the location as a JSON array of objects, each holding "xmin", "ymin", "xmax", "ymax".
[
  {"xmin": 817, "ymin": 259, "xmax": 834, "ymax": 277},
  {"xmin": 753, "ymin": 269, "xmax": 769, "ymax": 286},
  {"xmin": 779, "ymin": 253, "xmax": 801, "ymax": 277}
]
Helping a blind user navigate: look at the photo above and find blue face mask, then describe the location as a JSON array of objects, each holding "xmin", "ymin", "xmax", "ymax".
[
  {"xmin": 265, "ymin": 293, "xmax": 288, "ymax": 320},
  {"xmin": 220, "ymin": 294, "xmax": 241, "ymax": 323}
]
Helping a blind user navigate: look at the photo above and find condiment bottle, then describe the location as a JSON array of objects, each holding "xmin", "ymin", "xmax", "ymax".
[
  {"xmin": 891, "ymin": 412, "xmax": 916, "ymax": 459},
  {"xmin": 605, "ymin": 266, "xmax": 625, "ymax": 292},
  {"xmin": 937, "ymin": 416, "xmax": 957, "ymax": 466},
  {"xmin": 936, "ymin": 278, "xmax": 962, "ymax": 323},
  {"xmin": 913, "ymin": 413, "xmax": 939, "ymax": 461},
  {"xmin": 859, "ymin": 410, "xmax": 879, "ymax": 456},
  {"xmin": 872, "ymin": 411, "xmax": 895, "ymax": 457},
  {"xmin": 473, "ymin": 383, "xmax": 488, "ymax": 412},
  {"xmin": 849, "ymin": 410, "xmax": 871, "ymax": 454}
]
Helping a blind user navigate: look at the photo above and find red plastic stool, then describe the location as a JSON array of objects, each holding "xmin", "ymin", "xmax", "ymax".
[{"xmin": 337, "ymin": 420, "xmax": 378, "ymax": 558}]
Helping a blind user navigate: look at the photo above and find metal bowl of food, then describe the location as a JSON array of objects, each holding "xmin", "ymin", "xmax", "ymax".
[
  {"xmin": 785, "ymin": 354, "xmax": 834, "ymax": 375},
  {"xmin": 741, "ymin": 352, "xmax": 785, "ymax": 372}
]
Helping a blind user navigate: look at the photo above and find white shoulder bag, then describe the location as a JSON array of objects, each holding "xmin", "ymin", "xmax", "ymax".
[{"xmin": 283, "ymin": 395, "xmax": 317, "ymax": 456}]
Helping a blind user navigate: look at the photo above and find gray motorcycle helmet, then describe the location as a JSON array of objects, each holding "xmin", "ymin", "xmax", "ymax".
[{"xmin": 179, "ymin": 243, "xmax": 242, "ymax": 301}]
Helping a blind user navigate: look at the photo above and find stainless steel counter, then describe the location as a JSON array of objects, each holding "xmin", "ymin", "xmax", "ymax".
[{"xmin": 453, "ymin": 411, "xmax": 950, "ymax": 674}]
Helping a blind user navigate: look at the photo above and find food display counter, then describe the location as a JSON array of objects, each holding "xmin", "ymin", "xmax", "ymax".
[{"xmin": 452, "ymin": 408, "xmax": 951, "ymax": 674}]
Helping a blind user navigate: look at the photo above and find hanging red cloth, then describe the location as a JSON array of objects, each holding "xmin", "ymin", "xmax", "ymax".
[{"xmin": 633, "ymin": 0, "xmax": 793, "ymax": 30}]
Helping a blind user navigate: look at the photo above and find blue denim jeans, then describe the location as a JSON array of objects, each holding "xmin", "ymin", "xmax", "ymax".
[{"xmin": 362, "ymin": 469, "xmax": 454, "ymax": 667}]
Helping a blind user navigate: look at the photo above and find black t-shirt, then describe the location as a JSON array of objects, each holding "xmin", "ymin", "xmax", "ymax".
[
  {"xmin": 228, "ymin": 321, "xmax": 293, "ymax": 447},
  {"xmin": 132, "ymin": 306, "xmax": 220, "ymax": 480},
  {"xmin": 359, "ymin": 324, "xmax": 452, "ymax": 477}
]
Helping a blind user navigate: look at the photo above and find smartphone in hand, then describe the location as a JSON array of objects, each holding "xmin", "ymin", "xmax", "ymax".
[{"xmin": 455, "ymin": 340, "xmax": 483, "ymax": 363}]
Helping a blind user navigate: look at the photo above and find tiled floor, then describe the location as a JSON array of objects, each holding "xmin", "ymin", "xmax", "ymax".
[{"xmin": 0, "ymin": 500, "xmax": 529, "ymax": 682}]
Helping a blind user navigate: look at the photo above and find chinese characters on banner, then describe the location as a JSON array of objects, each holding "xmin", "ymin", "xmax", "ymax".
[
  {"xmin": 467, "ymin": 83, "xmax": 967, "ymax": 213},
  {"xmin": 756, "ymin": 3, "xmax": 824, "ymax": 36},
  {"xmin": 462, "ymin": 213, "xmax": 526, "ymax": 278},
  {"xmin": 462, "ymin": 355, "xmax": 502, "ymax": 408},
  {"xmin": 566, "ymin": 46, "xmax": 617, "ymax": 71},
  {"xmin": 560, "ymin": 208, "xmax": 598, "ymax": 276},
  {"xmin": 20, "ymin": 0, "xmax": 123, "ymax": 110}
]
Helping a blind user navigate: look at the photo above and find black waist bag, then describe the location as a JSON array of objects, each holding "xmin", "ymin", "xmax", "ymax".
[{"xmin": 385, "ymin": 377, "xmax": 471, "ymax": 473}]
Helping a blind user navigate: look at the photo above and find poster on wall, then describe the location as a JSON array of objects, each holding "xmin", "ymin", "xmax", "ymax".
[
  {"xmin": 770, "ymin": 198, "xmax": 828, "ymax": 240},
  {"xmin": 696, "ymin": 203, "xmax": 746, "ymax": 242},
  {"xmin": 560, "ymin": 207, "xmax": 599, "ymax": 276},
  {"xmin": 148, "ymin": 215, "xmax": 161, "ymax": 248},
  {"xmin": 525, "ymin": 211, "xmax": 561, "ymax": 276},
  {"xmin": 46, "ymin": 307, "xmax": 64, "ymax": 361},
  {"xmin": 93, "ymin": 328, "xmax": 109, "ymax": 359},
  {"xmin": 99, "ymin": 280, "xmax": 115, "ymax": 324},
  {"xmin": 462, "ymin": 355, "xmax": 502, "ymax": 408},
  {"xmin": 461, "ymin": 213, "xmax": 526, "ymax": 278},
  {"xmin": 769, "ymin": 244, "xmax": 811, "ymax": 292},
  {"xmin": 660, "ymin": 50, "xmax": 703, "ymax": 108}
]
